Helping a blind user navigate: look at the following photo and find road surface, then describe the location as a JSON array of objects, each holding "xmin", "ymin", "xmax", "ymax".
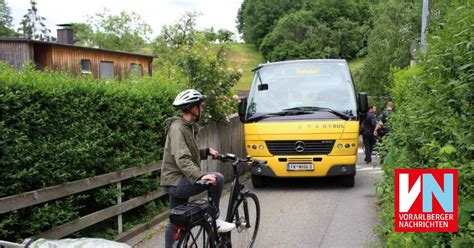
[{"xmin": 127, "ymin": 149, "xmax": 382, "ymax": 248}]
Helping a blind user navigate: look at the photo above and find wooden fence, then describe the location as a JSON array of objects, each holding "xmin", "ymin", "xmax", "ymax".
[{"xmin": 0, "ymin": 115, "xmax": 245, "ymax": 242}]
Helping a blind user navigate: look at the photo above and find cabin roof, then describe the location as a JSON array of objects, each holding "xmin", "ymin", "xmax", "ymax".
[{"xmin": 0, "ymin": 37, "xmax": 156, "ymax": 58}]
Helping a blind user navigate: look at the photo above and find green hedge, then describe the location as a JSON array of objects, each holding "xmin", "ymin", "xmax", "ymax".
[
  {"xmin": 0, "ymin": 63, "xmax": 180, "ymax": 241},
  {"xmin": 376, "ymin": 3, "xmax": 473, "ymax": 247}
]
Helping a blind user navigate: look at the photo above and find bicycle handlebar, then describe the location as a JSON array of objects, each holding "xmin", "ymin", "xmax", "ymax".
[{"xmin": 215, "ymin": 153, "xmax": 267, "ymax": 165}]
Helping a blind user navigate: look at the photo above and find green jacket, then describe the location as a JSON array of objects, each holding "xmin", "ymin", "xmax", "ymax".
[{"xmin": 160, "ymin": 116, "xmax": 209, "ymax": 187}]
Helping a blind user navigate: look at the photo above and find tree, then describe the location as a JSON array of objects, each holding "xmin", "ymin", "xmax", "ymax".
[
  {"xmin": 73, "ymin": 9, "xmax": 152, "ymax": 52},
  {"xmin": 330, "ymin": 17, "xmax": 369, "ymax": 59},
  {"xmin": 203, "ymin": 27, "xmax": 217, "ymax": 42},
  {"xmin": 216, "ymin": 29, "xmax": 234, "ymax": 42},
  {"xmin": 201, "ymin": 28, "xmax": 234, "ymax": 43},
  {"xmin": 18, "ymin": 0, "xmax": 52, "ymax": 41},
  {"xmin": 259, "ymin": 0, "xmax": 370, "ymax": 61},
  {"xmin": 0, "ymin": 0, "xmax": 15, "ymax": 36},
  {"xmin": 236, "ymin": 0, "xmax": 305, "ymax": 47},
  {"xmin": 260, "ymin": 11, "xmax": 331, "ymax": 61},
  {"xmin": 239, "ymin": 0, "xmax": 371, "ymax": 61},
  {"xmin": 71, "ymin": 22, "xmax": 94, "ymax": 46},
  {"xmin": 355, "ymin": 0, "xmax": 421, "ymax": 96},
  {"xmin": 159, "ymin": 11, "xmax": 200, "ymax": 49},
  {"xmin": 310, "ymin": 0, "xmax": 371, "ymax": 58},
  {"xmin": 153, "ymin": 12, "xmax": 241, "ymax": 124}
]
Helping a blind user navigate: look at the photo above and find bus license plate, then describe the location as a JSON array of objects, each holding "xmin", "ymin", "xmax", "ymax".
[{"xmin": 287, "ymin": 164, "xmax": 314, "ymax": 171}]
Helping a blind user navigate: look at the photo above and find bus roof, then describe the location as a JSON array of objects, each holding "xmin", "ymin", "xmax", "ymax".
[{"xmin": 253, "ymin": 59, "xmax": 348, "ymax": 71}]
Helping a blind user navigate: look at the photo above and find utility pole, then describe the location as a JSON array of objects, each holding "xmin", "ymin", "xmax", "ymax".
[{"xmin": 420, "ymin": 0, "xmax": 429, "ymax": 53}]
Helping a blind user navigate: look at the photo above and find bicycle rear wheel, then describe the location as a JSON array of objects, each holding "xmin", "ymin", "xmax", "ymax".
[
  {"xmin": 230, "ymin": 193, "xmax": 260, "ymax": 248},
  {"xmin": 176, "ymin": 221, "xmax": 215, "ymax": 248}
]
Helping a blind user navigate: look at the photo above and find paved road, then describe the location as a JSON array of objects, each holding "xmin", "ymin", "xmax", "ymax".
[{"xmin": 128, "ymin": 149, "xmax": 382, "ymax": 248}]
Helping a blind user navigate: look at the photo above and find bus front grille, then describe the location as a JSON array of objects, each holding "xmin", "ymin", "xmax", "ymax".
[{"xmin": 265, "ymin": 140, "xmax": 334, "ymax": 155}]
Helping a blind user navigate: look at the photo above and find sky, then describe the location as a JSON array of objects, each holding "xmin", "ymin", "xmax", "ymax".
[{"xmin": 8, "ymin": 0, "xmax": 244, "ymax": 40}]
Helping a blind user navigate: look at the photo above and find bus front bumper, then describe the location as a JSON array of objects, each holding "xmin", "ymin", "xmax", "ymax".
[{"xmin": 251, "ymin": 155, "xmax": 357, "ymax": 178}]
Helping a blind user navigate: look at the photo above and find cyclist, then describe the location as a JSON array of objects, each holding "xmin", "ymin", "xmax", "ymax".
[{"xmin": 161, "ymin": 89, "xmax": 236, "ymax": 248}]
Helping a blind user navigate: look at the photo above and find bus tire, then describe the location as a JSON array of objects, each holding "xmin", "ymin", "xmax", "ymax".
[
  {"xmin": 251, "ymin": 175, "xmax": 264, "ymax": 188},
  {"xmin": 342, "ymin": 173, "xmax": 355, "ymax": 187}
]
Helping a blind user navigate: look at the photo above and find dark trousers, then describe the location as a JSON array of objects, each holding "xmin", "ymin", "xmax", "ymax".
[
  {"xmin": 363, "ymin": 131, "xmax": 376, "ymax": 163},
  {"xmin": 164, "ymin": 172, "xmax": 224, "ymax": 248}
]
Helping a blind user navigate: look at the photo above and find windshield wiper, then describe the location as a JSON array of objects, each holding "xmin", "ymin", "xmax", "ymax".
[
  {"xmin": 246, "ymin": 110, "xmax": 314, "ymax": 122},
  {"xmin": 283, "ymin": 106, "xmax": 352, "ymax": 121}
]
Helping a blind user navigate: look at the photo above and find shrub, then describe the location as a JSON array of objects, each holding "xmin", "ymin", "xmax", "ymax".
[
  {"xmin": 0, "ymin": 63, "xmax": 180, "ymax": 241},
  {"xmin": 175, "ymin": 43, "xmax": 241, "ymax": 123},
  {"xmin": 376, "ymin": 3, "xmax": 474, "ymax": 247},
  {"xmin": 154, "ymin": 13, "xmax": 241, "ymax": 124}
]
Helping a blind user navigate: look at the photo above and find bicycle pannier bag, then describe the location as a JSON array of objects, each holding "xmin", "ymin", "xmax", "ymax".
[{"xmin": 170, "ymin": 201, "xmax": 209, "ymax": 226}]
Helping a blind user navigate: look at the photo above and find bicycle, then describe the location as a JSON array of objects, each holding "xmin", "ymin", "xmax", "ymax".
[{"xmin": 169, "ymin": 153, "xmax": 265, "ymax": 248}]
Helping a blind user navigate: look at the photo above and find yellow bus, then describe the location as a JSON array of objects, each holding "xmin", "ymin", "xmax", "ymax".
[{"xmin": 238, "ymin": 59, "xmax": 368, "ymax": 188}]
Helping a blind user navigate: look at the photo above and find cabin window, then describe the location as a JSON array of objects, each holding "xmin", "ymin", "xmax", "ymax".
[
  {"xmin": 100, "ymin": 61, "xmax": 114, "ymax": 79},
  {"xmin": 80, "ymin": 59, "xmax": 91, "ymax": 74},
  {"xmin": 130, "ymin": 63, "xmax": 143, "ymax": 77}
]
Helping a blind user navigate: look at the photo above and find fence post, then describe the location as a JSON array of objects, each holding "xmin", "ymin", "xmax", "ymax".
[{"xmin": 117, "ymin": 181, "xmax": 123, "ymax": 234}]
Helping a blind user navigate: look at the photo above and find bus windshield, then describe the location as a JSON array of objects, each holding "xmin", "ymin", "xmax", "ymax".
[{"xmin": 246, "ymin": 61, "xmax": 357, "ymax": 119}]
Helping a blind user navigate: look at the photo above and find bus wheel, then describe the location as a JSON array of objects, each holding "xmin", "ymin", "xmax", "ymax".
[
  {"xmin": 341, "ymin": 173, "xmax": 355, "ymax": 187},
  {"xmin": 251, "ymin": 175, "xmax": 265, "ymax": 188}
]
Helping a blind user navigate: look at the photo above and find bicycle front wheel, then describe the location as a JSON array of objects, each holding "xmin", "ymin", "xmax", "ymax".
[
  {"xmin": 176, "ymin": 221, "xmax": 215, "ymax": 248},
  {"xmin": 231, "ymin": 192, "xmax": 260, "ymax": 248}
]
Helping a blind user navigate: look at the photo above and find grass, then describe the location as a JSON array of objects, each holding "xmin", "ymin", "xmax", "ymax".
[
  {"xmin": 348, "ymin": 57, "xmax": 366, "ymax": 74},
  {"xmin": 214, "ymin": 43, "xmax": 265, "ymax": 91}
]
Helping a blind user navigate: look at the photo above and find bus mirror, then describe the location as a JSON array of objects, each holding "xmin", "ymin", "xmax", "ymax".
[
  {"xmin": 258, "ymin": 84, "xmax": 268, "ymax": 91},
  {"xmin": 358, "ymin": 92, "xmax": 368, "ymax": 113},
  {"xmin": 238, "ymin": 97, "xmax": 247, "ymax": 122}
]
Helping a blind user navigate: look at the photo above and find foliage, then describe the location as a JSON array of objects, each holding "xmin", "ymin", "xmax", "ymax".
[
  {"xmin": 175, "ymin": 44, "xmax": 241, "ymax": 123},
  {"xmin": 236, "ymin": 0, "xmax": 305, "ymax": 47},
  {"xmin": 307, "ymin": 0, "xmax": 370, "ymax": 58},
  {"xmin": 216, "ymin": 29, "xmax": 234, "ymax": 42},
  {"xmin": 203, "ymin": 27, "xmax": 218, "ymax": 42},
  {"xmin": 0, "ymin": 0, "xmax": 15, "ymax": 36},
  {"xmin": 159, "ymin": 11, "xmax": 200, "ymax": 49},
  {"xmin": 18, "ymin": 0, "xmax": 52, "ymax": 41},
  {"xmin": 202, "ymin": 28, "xmax": 235, "ymax": 43},
  {"xmin": 72, "ymin": 9, "xmax": 152, "ymax": 52},
  {"xmin": 354, "ymin": 0, "xmax": 425, "ymax": 97},
  {"xmin": 238, "ymin": 0, "xmax": 370, "ymax": 61},
  {"xmin": 0, "ymin": 62, "xmax": 180, "ymax": 241},
  {"xmin": 154, "ymin": 12, "xmax": 241, "ymax": 124},
  {"xmin": 259, "ymin": 11, "xmax": 329, "ymax": 61},
  {"xmin": 375, "ymin": 2, "xmax": 474, "ymax": 247}
]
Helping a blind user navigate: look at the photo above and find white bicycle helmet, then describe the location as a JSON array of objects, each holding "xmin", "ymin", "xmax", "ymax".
[{"xmin": 173, "ymin": 89, "xmax": 206, "ymax": 109}]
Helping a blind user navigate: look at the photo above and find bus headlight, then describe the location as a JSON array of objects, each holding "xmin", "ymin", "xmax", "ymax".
[{"xmin": 337, "ymin": 144, "xmax": 343, "ymax": 149}]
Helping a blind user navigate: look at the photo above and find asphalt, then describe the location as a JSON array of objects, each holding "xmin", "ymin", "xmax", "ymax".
[{"xmin": 127, "ymin": 148, "xmax": 383, "ymax": 248}]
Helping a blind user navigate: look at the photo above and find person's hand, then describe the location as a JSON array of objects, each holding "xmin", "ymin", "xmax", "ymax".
[
  {"xmin": 374, "ymin": 130, "xmax": 378, "ymax": 137},
  {"xmin": 209, "ymin": 148, "xmax": 218, "ymax": 159},
  {"xmin": 201, "ymin": 174, "xmax": 217, "ymax": 185}
]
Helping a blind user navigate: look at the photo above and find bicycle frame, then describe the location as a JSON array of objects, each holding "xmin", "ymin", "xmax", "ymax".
[
  {"xmin": 208, "ymin": 158, "xmax": 252, "ymax": 246},
  {"xmin": 178, "ymin": 154, "xmax": 260, "ymax": 247},
  {"xmin": 224, "ymin": 160, "xmax": 249, "ymax": 223}
]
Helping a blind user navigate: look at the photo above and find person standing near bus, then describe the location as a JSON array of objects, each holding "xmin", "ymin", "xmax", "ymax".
[
  {"xmin": 363, "ymin": 105, "xmax": 377, "ymax": 164},
  {"xmin": 160, "ymin": 89, "xmax": 236, "ymax": 248},
  {"xmin": 375, "ymin": 101, "xmax": 394, "ymax": 138}
]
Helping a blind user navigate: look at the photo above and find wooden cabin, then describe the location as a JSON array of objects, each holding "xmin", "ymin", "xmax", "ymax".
[{"xmin": 0, "ymin": 34, "xmax": 154, "ymax": 79}]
